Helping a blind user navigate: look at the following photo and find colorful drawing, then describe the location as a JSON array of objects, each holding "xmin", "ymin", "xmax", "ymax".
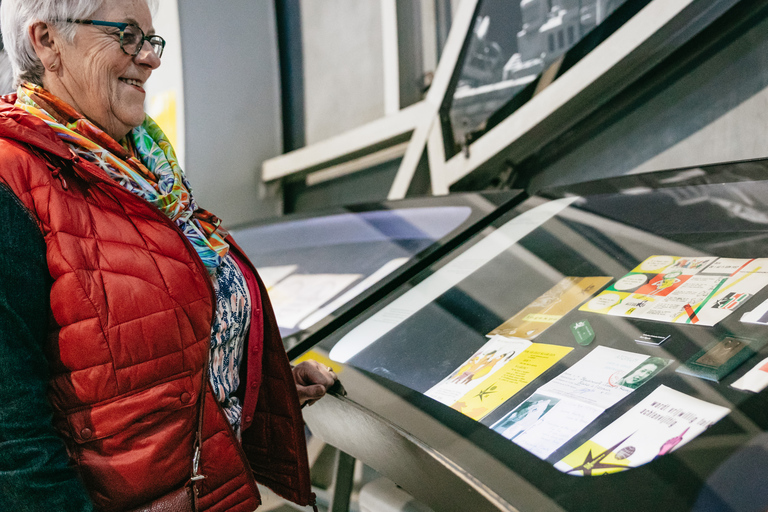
[
  {"xmin": 451, "ymin": 343, "xmax": 573, "ymax": 421},
  {"xmin": 425, "ymin": 336, "xmax": 531, "ymax": 406},
  {"xmin": 581, "ymin": 256, "xmax": 768, "ymax": 326}
]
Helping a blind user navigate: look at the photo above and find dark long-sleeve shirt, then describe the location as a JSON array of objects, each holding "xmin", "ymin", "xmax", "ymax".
[{"xmin": 0, "ymin": 183, "xmax": 94, "ymax": 511}]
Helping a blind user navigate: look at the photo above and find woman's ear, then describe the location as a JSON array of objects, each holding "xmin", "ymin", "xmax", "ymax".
[{"xmin": 28, "ymin": 21, "xmax": 61, "ymax": 73}]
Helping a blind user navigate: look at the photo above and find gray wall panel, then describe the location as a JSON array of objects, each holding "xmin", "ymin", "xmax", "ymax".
[
  {"xmin": 178, "ymin": 0, "xmax": 283, "ymax": 226},
  {"xmin": 300, "ymin": 0, "xmax": 386, "ymax": 145}
]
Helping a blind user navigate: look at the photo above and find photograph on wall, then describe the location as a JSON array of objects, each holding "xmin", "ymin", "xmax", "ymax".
[
  {"xmin": 489, "ymin": 276, "xmax": 612, "ymax": 339},
  {"xmin": 256, "ymin": 264, "xmax": 298, "ymax": 289},
  {"xmin": 490, "ymin": 347, "xmax": 673, "ymax": 459},
  {"xmin": 268, "ymin": 273, "xmax": 362, "ymax": 328},
  {"xmin": 555, "ymin": 385, "xmax": 730, "ymax": 475}
]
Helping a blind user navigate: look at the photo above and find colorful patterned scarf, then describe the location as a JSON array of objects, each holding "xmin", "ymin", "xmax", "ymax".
[{"xmin": 15, "ymin": 82, "xmax": 229, "ymax": 271}]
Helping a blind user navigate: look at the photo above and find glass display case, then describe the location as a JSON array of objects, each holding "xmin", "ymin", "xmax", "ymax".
[
  {"xmin": 445, "ymin": 0, "xmax": 646, "ymax": 155},
  {"xmin": 299, "ymin": 159, "xmax": 768, "ymax": 512},
  {"xmin": 232, "ymin": 191, "xmax": 524, "ymax": 348}
]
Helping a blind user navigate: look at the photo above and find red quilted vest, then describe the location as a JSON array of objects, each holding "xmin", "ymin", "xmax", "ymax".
[{"xmin": 0, "ymin": 98, "xmax": 312, "ymax": 511}]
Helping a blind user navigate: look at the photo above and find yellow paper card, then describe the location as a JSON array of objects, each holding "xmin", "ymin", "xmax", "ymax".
[
  {"xmin": 489, "ymin": 277, "xmax": 612, "ymax": 339},
  {"xmin": 558, "ymin": 440, "xmax": 629, "ymax": 476},
  {"xmin": 451, "ymin": 343, "xmax": 573, "ymax": 420}
]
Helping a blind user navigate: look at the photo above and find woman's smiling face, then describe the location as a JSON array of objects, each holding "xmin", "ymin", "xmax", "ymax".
[{"xmin": 51, "ymin": 0, "xmax": 160, "ymax": 140}]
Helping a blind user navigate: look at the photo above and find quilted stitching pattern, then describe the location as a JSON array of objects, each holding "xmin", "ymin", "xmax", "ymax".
[
  {"xmin": 0, "ymin": 140, "xmax": 219, "ymax": 510},
  {"xmin": 0, "ymin": 103, "xmax": 309, "ymax": 511}
]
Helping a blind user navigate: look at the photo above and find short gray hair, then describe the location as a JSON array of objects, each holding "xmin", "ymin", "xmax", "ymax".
[{"xmin": 0, "ymin": 0, "xmax": 158, "ymax": 87}]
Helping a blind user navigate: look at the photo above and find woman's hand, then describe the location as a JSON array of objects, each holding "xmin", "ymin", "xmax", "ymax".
[{"xmin": 292, "ymin": 360, "xmax": 337, "ymax": 407}]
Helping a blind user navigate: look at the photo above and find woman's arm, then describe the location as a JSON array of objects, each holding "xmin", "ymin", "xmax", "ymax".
[{"xmin": 0, "ymin": 184, "xmax": 94, "ymax": 511}]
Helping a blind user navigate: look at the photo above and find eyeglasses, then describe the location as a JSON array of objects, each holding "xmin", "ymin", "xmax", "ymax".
[{"xmin": 65, "ymin": 19, "xmax": 165, "ymax": 58}]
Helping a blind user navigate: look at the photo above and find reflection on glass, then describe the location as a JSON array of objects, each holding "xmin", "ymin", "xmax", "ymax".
[
  {"xmin": 235, "ymin": 206, "xmax": 473, "ymax": 338},
  {"xmin": 449, "ymin": 0, "xmax": 629, "ymax": 149},
  {"xmin": 324, "ymin": 165, "xmax": 768, "ymax": 477}
]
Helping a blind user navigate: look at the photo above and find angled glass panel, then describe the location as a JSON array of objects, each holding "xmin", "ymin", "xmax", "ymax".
[
  {"xmin": 445, "ymin": 0, "xmax": 647, "ymax": 156},
  {"xmin": 233, "ymin": 191, "xmax": 524, "ymax": 348},
  {"xmin": 314, "ymin": 158, "xmax": 768, "ymax": 509}
]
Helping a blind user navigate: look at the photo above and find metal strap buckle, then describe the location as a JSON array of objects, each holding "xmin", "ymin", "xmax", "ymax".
[{"xmin": 191, "ymin": 445, "xmax": 207, "ymax": 481}]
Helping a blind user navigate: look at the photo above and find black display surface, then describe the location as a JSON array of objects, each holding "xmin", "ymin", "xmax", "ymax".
[{"xmin": 303, "ymin": 159, "xmax": 768, "ymax": 512}]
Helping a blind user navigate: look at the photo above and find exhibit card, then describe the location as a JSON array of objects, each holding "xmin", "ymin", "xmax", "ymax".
[
  {"xmin": 425, "ymin": 335, "xmax": 532, "ymax": 406},
  {"xmin": 489, "ymin": 276, "xmax": 612, "ymax": 339},
  {"xmin": 451, "ymin": 342, "xmax": 573, "ymax": 421},
  {"xmin": 740, "ymin": 296, "xmax": 768, "ymax": 325},
  {"xmin": 491, "ymin": 347, "xmax": 672, "ymax": 459},
  {"xmin": 731, "ymin": 357, "xmax": 768, "ymax": 393},
  {"xmin": 580, "ymin": 255, "xmax": 768, "ymax": 326},
  {"xmin": 555, "ymin": 385, "xmax": 730, "ymax": 475}
]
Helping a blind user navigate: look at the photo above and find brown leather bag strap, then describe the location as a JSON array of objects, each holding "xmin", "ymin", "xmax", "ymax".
[{"xmin": 190, "ymin": 348, "xmax": 210, "ymax": 501}]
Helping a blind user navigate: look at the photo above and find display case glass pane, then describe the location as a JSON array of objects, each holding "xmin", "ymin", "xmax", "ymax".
[
  {"xmin": 322, "ymin": 160, "xmax": 768, "ymax": 499},
  {"xmin": 234, "ymin": 192, "xmax": 523, "ymax": 346},
  {"xmin": 446, "ymin": 0, "xmax": 642, "ymax": 154}
]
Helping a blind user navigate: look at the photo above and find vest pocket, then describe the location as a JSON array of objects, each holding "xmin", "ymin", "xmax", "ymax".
[
  {"xmin": 63, "ymin": 372, "xmax": 202, "ymax": 510},
  {"xmin": 66, "ymin": 371, "xmax": 196, "ymax": 443}
]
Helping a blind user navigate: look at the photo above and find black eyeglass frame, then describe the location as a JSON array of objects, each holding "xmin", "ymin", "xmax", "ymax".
[{"xmin": 64, "ymin": 18, "xmax": 165, "ymax": 58}]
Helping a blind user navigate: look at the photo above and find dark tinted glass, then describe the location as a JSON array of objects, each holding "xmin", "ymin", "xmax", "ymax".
[{"xmin": 318, "ymin": 159, "xmax": 768, "ymax": 510}]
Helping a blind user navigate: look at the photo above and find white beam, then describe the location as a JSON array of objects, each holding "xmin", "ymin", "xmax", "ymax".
[
  {"xmin": 263, "ymin": 100, "xmax": 428, "ymax": 182},
  {"xmin": 441, "ymin": 0, "xmax": 742, "ymax": 188},
  {"xmin": 388, "ymin": 0, "xmax": 479, "ymax": 199}
]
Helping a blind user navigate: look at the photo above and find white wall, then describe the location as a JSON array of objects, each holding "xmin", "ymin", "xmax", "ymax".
[
  {"xmin": 300, "ymin": 0, "xmax": 387, "ymax": 145},
  {"xmin": 177, "ymin": 0, "xmax": 283, "ymax": 226},
  {"xmin": 0, "ymin": 52, "xmax": 13, "ymax": 94}
]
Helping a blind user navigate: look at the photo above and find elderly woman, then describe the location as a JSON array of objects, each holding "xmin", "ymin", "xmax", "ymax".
[{"xmin": 0, "ymin": 0, "xmax": 336, "ymax": 511}]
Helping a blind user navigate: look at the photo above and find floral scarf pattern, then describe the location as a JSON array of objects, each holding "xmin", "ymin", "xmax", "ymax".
[
  {"xmin": 15, "ymin": 82, "xmax": 229, "ymax": 271},
  {"xmin": 209, "ymin": 252, "xmax": 251, "ymax": 436}
]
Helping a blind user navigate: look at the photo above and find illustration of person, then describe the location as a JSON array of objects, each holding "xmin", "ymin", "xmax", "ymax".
[
  {"xmin": 458, "ymin": 351, "xmax": 499, "ymax": 384},
  {"xmin": 494, "ymin": 399, "xmax": 550, "ymax": 441},
  {"xmin": 450, "ymin": 355, "xmax": 480, "ymax": 384},
  {"xmin": 451, "ymin": 351, "xmax": 493, "ymax": 384},
  {"xmin": 618, "ymin": 357, "xmax": 667, "ymax": 389},
  {"xmin": 466, "ymin": 351, "xmax": 502, "ymax": 383}
]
